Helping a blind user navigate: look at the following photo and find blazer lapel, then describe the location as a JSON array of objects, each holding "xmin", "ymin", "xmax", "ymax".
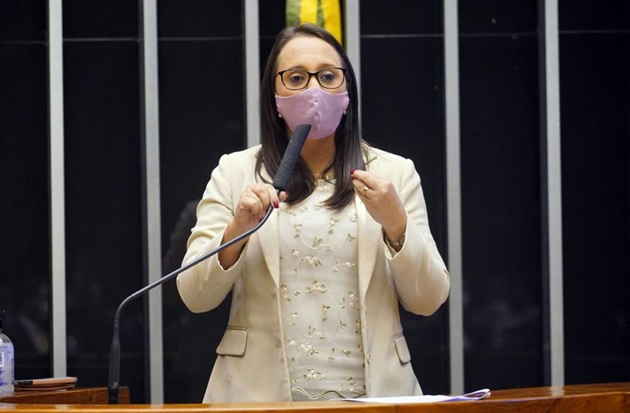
[
  {"xmin": 250, "ymin": 166, "xmax": 281, "ymax": 288},
  {"xmin": 356, "ymin": 195, "xmax": 380, "ymax": 299},
  {"xmin": 257, "ymin": 209, "xmax": 280, "ymax": 287}
]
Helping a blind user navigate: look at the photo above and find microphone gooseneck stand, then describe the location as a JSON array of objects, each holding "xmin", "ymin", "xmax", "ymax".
[
  {"xmin": 107, "ymin": 122, "xmax": 311, "ymax": 404},
  {"xmin": 107, "ymin": 206, "xmax": 274, "ymax": 404}
]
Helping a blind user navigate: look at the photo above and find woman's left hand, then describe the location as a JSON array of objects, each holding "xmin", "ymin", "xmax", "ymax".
[{"xmin": 351, "ymin": 169, "xmax": 407, "ymax": 244}]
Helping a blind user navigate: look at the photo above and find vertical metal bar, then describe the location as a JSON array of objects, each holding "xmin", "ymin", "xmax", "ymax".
[
  {"xmin": 540, "ymin": 0, "xmax": 565, "ymax": 386},
  {"xmin": 344, "ymin": 0, "xmax": 361, "ymax": 115},
  {"xmin": 443, "ymin": 0, "xmax": 464, "ymax": 394},
  {"xmin": 48, "ymin": 0, "xmax": 67, "ymax": 377},
  {"xmin": 245, "ymin": 0, "xmax": 260, "ymax": 147},
  {"xmin": 140, "ymin": 0, "xmax": 164, "ymax": 403}
]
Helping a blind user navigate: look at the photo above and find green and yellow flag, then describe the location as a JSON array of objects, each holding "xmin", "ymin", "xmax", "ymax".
[{"xmin": 286, "ymin": 0, "xmax": 343, "ymax": 45}]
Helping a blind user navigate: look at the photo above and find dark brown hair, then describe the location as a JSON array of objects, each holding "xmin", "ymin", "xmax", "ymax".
[{"xmin": 256, "ymin": 23, "xmax": 366, "ymax": 209}]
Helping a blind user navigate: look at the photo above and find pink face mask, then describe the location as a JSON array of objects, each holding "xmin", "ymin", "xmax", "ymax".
[{"xmin": 275, "ymin": 88, "xmax": 349, "ymax": 140}]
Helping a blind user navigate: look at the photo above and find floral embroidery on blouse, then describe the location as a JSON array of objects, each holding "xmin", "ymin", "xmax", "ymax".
[{"xmin": 278, "ymin": 179, "xmax": 366, "ymax": 400}]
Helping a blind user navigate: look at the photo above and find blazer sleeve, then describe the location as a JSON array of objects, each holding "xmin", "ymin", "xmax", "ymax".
[
  {"xmin": 176, "ymin": 152, "xmax": 250, "ymax": 313},
  {"xmin": 386, "ymin": 157, "xmax": 450, "ymax": 316}
]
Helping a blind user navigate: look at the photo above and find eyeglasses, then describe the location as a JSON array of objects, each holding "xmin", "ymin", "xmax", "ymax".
[{"xmin": 276, "ymin": 67, "xmax": 346, "ymax": 91}]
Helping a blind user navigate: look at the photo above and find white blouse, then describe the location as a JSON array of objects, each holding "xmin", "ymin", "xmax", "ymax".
[{"xmin": 278, "ymin": 179, "xmax": 366, "ymax": 400}]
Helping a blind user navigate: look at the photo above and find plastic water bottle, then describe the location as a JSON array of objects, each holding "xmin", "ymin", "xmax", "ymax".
[{"xmin": 0, "ymin": 311, "xmax": 14, "ymax": 396}]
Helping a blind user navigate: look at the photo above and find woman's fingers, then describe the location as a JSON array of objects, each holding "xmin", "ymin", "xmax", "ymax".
[
  {"xmin": 351, "ymin": 169, "xmax": 407, "ymax": 236},
  {"xmin": 351, "ymin": 169, "xmax": 386, "ymax": 200},
  {"xmin": 234, "ymin": 184, "xmax": 281, "ymax": 229}
]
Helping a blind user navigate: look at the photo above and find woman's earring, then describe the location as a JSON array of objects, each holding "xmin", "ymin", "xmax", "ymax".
[
  {"xmin": 343, "ymin": 110, "xmax": 347, "ymax": 115},
  {"xmin": 278, "ymin": 112, "xmax": 282, "ymax": 118}
]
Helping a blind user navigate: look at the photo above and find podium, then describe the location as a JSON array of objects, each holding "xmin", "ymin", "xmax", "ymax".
[
  {"xmin": 0, "ymin": 387, "xmax": 130, "ymax": 404},
  {"xmin": 0, "ymin": 382, "xmax": 628, "ymax": 412}
]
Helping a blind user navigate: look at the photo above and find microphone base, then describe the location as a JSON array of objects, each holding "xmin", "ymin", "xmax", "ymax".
[{"xmin": 108, "ymin": 385, "xmax": 120, "ymax": 404}]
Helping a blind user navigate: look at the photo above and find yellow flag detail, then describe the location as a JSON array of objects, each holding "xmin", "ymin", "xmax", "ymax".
[
  {"xmin": 321, "ymin": 0, "xmax": 342, "ymax": 44},
  {"xmin": 286, "ymin": 0, "xmax": 343, "ymax": 45},
  {"xmin": 299, "ymin": 0, "xmax": 318, "ymax": 25}
]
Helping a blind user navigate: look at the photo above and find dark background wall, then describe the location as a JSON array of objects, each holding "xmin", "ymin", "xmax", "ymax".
[
  {"xmin": 62, "ymin": 0, "xmax": 144, "ymax": 396},
  {"xmin": 0, "ymin": 0, "xmax": 50, "ymax": 383},
  {"xmin": 0, "ymin": 0, "xmax": 628, "ymax": 404},
  {"xmin": 559, "ymin": 0, "xmax": 630, "ymax": 384},
  {"xmin": 459, "ymin": 1, "xmax": 543, "ymax": 390}
]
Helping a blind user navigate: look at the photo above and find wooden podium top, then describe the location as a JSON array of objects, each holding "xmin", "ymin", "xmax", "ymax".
[
  {"xmin": 0, "ymin": 387, "xmax": 130, "ymax": 405},
  {"xmin": 0, "ymin": 382, "xmax": 628, "ymax": 413}
]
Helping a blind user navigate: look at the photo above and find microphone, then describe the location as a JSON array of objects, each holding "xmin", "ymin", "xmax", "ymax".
[
  {"xmin": 107, "ymin": 124, "xmax": 310, "ymax": 404},
  {"xmin": 273, "ymin": 123, "xmax": 311, "ymax": 191}
]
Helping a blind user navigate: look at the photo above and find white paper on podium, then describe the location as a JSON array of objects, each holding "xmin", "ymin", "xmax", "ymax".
[{"xmin": 341, "ymin": 389, "xmax": 491, "ymax": 404}]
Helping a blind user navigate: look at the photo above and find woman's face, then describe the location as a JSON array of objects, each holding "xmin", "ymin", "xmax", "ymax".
[{"xmin": 274, "ymin": 35, "xmax": 346, "ymax": 97}]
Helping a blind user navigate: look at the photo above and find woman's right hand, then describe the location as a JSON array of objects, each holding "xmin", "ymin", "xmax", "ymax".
[
  {"xmin": 218, "ymin": 183, "xmax": 285, "ymax": 269},
  {"xmin": 232, "ymin": 183, "xmax": 285, "ymax": 232}
]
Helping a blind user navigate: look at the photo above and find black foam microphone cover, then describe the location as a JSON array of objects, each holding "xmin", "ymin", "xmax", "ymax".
[{"xmin": 272, "ymin": 124, "xmax": 311, "ymax": 191}]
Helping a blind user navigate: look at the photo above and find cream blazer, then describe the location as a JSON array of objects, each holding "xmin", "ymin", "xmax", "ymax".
[{"xmin": 177, "ymin": 145, "xmax": 450, "ymax": 403}]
